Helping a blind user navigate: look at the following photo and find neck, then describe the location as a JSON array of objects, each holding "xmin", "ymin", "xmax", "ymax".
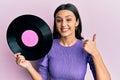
[{"xmin": 59, "ymin": 36, "xmax": 77, "ymax": 47}]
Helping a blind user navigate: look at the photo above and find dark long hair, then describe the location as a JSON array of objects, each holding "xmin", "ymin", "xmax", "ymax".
[{"xmin": 53, "ymin": 3, "xmax": 83, "ymax": 40}]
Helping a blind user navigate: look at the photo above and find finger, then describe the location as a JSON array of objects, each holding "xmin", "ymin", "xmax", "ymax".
[
  {"xmin": 16, "ymin": 58, "xmax": 25, "ymax": 65},
  {"xmin": 92, "ymin": 34, "xmax": 96, "ymax": 42},
  {"xmin": 84, "ymin": 40, "xmax": 89, "ymax": 43},
  {"xmin": 83, "ymin": 40, "xmax": 89, "ymax": 47},
  {"xmin": 16, "ymin": 55, "xmax": 25, "ymax": 64},
  {"xmin": 15, "ymin": 54, "xmax": 24, "ymax": 61},
  {"xmin": 14, "ymin": 52, "xmax": 21, "ymax": 58},
  {"xmin": 17, "ymin": 55, "xmax": 25, "ymax": 60}
]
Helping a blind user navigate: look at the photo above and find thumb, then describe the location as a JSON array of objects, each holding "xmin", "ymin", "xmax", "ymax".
[{"xmin": 92, "ymin": 34, "xmax": 96, "ymax": 42}]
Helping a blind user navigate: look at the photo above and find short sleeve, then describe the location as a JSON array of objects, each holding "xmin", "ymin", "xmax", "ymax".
[
  {"xmin": 87, "ymin": 54, "xmax": 97, "ymax": 80},
  {"xmin": 38, "ymin": 55, "xmax": 49, "ymax": 80}
]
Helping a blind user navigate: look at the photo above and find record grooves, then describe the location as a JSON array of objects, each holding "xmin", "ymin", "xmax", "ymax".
[{"xmin": 7, "ymin": 14, "xmax": 53, "ymax": 60}]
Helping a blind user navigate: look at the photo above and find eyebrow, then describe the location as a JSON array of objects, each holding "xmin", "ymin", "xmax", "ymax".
[{"xmin": 56, "ymin": 15, "xmax": 72, "ymax": 18}]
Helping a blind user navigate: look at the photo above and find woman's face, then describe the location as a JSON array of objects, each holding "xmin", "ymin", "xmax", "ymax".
[{"xmin": 55, "ymin": 10, "xmax": 79, "ymax": 38}]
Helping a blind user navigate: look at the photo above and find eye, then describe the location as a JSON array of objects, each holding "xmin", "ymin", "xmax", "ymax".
[
  {"xmin": 66, "ymin": 18, "xmax": 72, "ymax": 22},
  {"xmin": 56, "ymin": 19, "xmax": 62, "ymax": 23}
]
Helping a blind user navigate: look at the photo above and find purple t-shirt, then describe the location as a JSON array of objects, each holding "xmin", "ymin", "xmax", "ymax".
[{"xmin": 38, "ymin": 39, "xmax": 96, "ymax": 80}]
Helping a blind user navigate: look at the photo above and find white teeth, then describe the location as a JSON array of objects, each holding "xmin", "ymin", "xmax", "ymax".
[{"xmin": 61, "ymin": 28, "xmax": 69, "ymax": 32}]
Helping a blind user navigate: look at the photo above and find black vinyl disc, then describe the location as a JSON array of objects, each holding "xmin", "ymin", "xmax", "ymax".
[{"xmin": 7, "ymin": 14, "xmax": 53, "ymax": 60}]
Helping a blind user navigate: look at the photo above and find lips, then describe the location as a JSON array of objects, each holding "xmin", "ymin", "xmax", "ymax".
[{"xmin": 61, "ymin": 27, "xmax": 69, "ymax": 32}]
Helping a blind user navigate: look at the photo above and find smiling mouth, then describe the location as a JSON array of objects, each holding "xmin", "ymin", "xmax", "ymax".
[{"xmin": 61, "ymin": 28, "xmax": 69, "ymax": 32}]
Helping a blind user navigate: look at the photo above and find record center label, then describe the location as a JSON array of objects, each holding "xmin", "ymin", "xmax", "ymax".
[{"xmin": 21, "ymin": 30, "xmax": 39, "ymax": 47}]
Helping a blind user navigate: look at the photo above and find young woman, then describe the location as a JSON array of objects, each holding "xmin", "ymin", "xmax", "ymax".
[{"xmin": 15, "ymin": 3, "xmax": 110, "ymax": 80}]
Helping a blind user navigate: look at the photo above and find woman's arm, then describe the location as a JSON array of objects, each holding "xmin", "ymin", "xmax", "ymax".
[
  {"xmin": 83, "ymin": 34, "xmax": 111, "ymax": 80},
  {"xmin": 91, "ymin": 50, "xmax": 110, "ymax": 80},
  {"xmin": 14, "ymin": 53, "xmax": 42, "ymax": 80},
  {"xmin": 26, "ymin": 65, "xmax": 42, "ymax": 80}
]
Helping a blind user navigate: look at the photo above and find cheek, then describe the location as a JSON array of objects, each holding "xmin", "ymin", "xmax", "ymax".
[
  {"xmin": 70, "ymin": 24, "xmax": 76, "ymax": 30},
  {"xmin": 72, "ymin": 27, "xmax": 76, "ymax": 32}
]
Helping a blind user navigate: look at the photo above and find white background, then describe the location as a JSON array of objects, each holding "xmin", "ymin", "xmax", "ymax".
[{"xmin": 0, "ymin": 0, "xmax": 120, "ymax": 80}]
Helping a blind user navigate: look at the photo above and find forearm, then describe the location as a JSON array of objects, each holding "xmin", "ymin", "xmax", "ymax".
[
  {"xmin": 92, "ymin": 51, "xmax": 111, "ymax": 80},
  {"xmin": 14, "ymin": 53, "xmax": 42, "ymax": 80},
  {"xmin": 26, "ymin": 66, "xmax": 42, "ymax": 80}
]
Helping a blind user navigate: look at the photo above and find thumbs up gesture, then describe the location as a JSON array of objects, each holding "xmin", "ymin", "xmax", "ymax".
[{"xmin": 83, "ymin": 34, "xmax": 99, "ymax": 56}]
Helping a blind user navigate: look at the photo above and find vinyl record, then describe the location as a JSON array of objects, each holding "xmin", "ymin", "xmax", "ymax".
[{"xmin": 7, "ymin": 14, "xmax": 53, "ymax": 60}]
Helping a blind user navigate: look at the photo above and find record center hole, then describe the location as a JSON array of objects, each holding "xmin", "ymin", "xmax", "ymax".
[{"xmin": 21, "ymin": 30, "xmax": 39, "ymax": 47}]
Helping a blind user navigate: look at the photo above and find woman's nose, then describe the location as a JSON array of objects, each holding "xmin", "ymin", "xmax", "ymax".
[{"xmin": 61, "ymin": 20, "xmax": 67, "ymax": 27}]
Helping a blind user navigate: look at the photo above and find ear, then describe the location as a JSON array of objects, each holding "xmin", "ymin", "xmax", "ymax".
[{"xmin": 75, "ymin": 19, "xmax": 79, "ymax": 27}]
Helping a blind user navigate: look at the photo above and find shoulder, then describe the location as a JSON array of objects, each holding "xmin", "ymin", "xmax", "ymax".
[
  {"xmin": 47, "ymin": 39, "xmax": 59, "ymax": 54},
  {"xmin": 77, "ymin": 39, "xmax": 83, "ymax": 44},
  {"xmin": 52, "ymin": 39, "xmax": 59, "ymax": 47},
  {"xmin": 53, "ymin": 39, "xmax": 59, "ymax": 44},
  {"xmin": 74, "ymin": 39, "xmax": 84, "ymax": 48}
]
